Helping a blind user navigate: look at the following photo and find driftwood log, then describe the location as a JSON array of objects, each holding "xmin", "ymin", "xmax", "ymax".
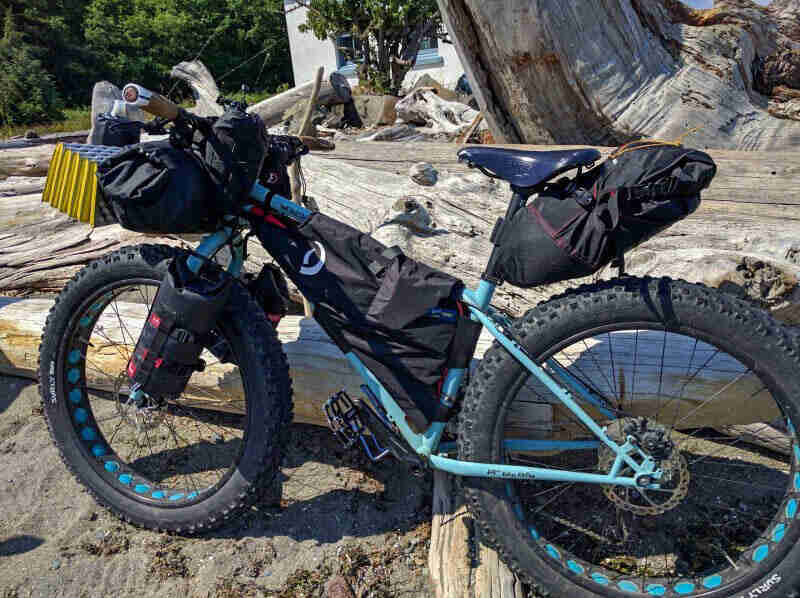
[
  {"xmin": 170, "ymin": 59, "xmax": 348, "ymax": 125},
  {"xmin": 439, "ymin": 0, "xmax": 800, "ymax": 149},
  {"xmin": 1, "ymin": 142, "xmax": 800, "ymax": 320}
]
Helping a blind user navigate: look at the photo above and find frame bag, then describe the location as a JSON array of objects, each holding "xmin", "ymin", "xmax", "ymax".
[
  {"xmin": 255, "ymin": 213, "xmax": 481, "ymax": 430},
  {"xmin": 493, "ymin": 142, "xmax": 717, "ymax": 287},
  {"xmin": 127, "ymin": 258, "xmax": 231, "ymax": 399},
  {"xmin": 96, "ymin": 140, "xmax": 219, "ymax": 234}
]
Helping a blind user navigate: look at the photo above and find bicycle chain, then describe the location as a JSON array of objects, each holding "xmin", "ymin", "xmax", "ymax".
[{"xmin": 598, "ymin": 440, "xmax": 690, "ymax": 516}]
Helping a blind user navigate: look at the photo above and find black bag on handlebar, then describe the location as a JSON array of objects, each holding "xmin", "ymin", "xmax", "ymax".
[
  {"xmin": 96, "ymin": 140, "xmax": 220, "ymax": 234},
  {"xmin": 127, "ymin": 257, "xmax": 231, "ymax": 399},
  {"xmin": 204, "ymin": 105, "xmax": 269, "ymax": 212}
]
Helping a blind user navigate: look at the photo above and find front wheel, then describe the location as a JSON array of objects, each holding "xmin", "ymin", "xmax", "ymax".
[
  {"xmin": 459, "ymin": 277, "xmax": 800, "ymax": 597},
  {"xmin": 38, "ymin": 244, "xmax": 293, "ymax": 533}
]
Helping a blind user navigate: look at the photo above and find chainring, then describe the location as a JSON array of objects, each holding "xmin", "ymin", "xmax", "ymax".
[{"xmin": 598, "ymin": 418, "xmax": 690, "ymax": 516}]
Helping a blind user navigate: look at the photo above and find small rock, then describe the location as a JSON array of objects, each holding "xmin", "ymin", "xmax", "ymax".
[
  {"xmin": 51, "ymin": 559, "xmax": 61, "ymax": 570},
  {"xmin": 324, "ymin": 574, "xmax": 355, "ymax": 598},
  {"xmin": 410, "ymin": 162, "xmax": 438, "ymax": 187}
]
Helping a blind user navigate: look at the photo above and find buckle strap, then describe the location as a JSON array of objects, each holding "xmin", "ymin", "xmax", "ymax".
[{"xmin": 368, "ymin": 245, "xmax": 404, "ymax": 276}]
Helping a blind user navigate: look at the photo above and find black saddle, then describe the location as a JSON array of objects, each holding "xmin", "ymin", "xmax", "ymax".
[{"xmin": 458, "ymin": 147, "xmax": 601, "ymax": 189}]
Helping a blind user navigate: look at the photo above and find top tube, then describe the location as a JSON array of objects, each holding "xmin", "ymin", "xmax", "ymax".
[{"xmin": 250, "ymin": 182, "xmax": 311, "ymax": 223}]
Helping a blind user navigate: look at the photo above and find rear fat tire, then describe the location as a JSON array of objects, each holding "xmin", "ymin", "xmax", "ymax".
[
  {"xmin": 38, "ymin": 244, "xmax": 293, "ymax": 533},
  {"xmin": 458, "ymin": 277, "xmax": 800, "ymax": 597}
]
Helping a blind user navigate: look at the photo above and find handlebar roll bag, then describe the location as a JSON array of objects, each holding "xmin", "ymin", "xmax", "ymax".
[{"xmin": 96, "ymin": 140, "xmax": 220, "ymax": 234}]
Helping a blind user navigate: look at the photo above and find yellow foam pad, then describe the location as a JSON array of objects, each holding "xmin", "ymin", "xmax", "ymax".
[{"xmin": 42, "ymin": 143, "xmax": 121, "ymax": 226}]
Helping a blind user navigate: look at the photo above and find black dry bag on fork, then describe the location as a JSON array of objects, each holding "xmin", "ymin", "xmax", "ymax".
[{"xmin": 127, "ymin": 258, "xmax": 231, "ymax": 399}]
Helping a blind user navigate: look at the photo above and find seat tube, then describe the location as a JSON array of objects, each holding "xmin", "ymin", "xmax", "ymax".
[{"xmin": 483, "ymin": 187, "xmax": 529, "ymax": 282}]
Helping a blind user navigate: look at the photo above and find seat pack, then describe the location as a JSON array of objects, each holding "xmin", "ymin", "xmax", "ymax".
[{"xmin": 491, "ymin": 142, "xmax": 717, "ymax": 288}]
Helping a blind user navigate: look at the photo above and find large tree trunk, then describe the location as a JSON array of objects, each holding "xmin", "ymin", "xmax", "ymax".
[{"xmin": 438, "ymin": 0, "xmax": 800, "ymax": 149}]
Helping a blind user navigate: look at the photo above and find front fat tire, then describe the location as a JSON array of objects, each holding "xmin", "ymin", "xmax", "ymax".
[
  {"xmin": 458, "ymin": 277, "xmax": 800, "ymax": 598},
  {"xmin": 38, "ymin": 244, "xmax": 293, "ymax": 533}
]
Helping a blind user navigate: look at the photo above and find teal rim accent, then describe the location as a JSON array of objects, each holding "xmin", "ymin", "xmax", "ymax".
[
  {"xmin": 773, "ymin": 523, "xmax": 786, "ymax": 542},
  {"xmin": 753, "ymin": 544, "xmax": 769, "ymax": 563},
  {"xmin": 79, "ymin": 316, "xmax": 91, "ymax": 327},
  {"xmin": 118, "ymin": 473, "xmax": 132, "ymax": 485},
  {"xmin": 186, "ymin": 492, "xmax": 198, "ymax": 500},
  {"xmin": 787, "ymin": 498, "xmax": 798, "ymax": 519},
  {"xmin": 545, "ymin": 544, "xmax": 560, "ymax": 560},
  {"xmin": 794, "ymin": 472, "xmax": 800, "ymax": 491},
  {"xmin": 134, "ymin": 484, "xmax": 150, "ymax": 494},
  {"xmin": 80, "ymin": 427, "xmax": 96, "ymax": 441},
  {"xmin": 67, "ymin": 368, "xmax": 81, "ymax": 384},
  {"xmin": 529, "ymin": 527, "xmax": 539, "ymax": 540},
  {"xmin": 73, "ymin": 408, "xmax": 88, "ymax": 423},
  {"xmin": 68, "ymin": 388, "xmax": 82, "ymax": 404},
  {"xmin": 104, "ymin": 461, "xmax": 120, "ymax": 473},
  {"xmin": 674, "ymin": 582, "xmax": 695, "ymax": 595},
  {"xmin": 618, "ymin": 580, "xmax": 638, "ymax": 592},
  {"xmin": 151, "ymin": 491, "xmax": 166, "ymax": 499},
  {"xmin": 513, "ymin": 502, "xmax": 524, "ymax": 520},
  {"xmin": 703, "ymin": 575, "xmax": 722, "ymax": 589},
  {"xmin": 91, "ymin": 444, "xmax": 106, "ymax": 457},
  {"xmin": 566, "ymin": 560, "xmax": 584, "ymax": 575},
  {"xmin": 168, "ymin": 493, "xmax": 185, "ymax": 501},
  {"xmin": 794, "ymin": 444, "xmax": 800, "ymax": 463},
  {"xmin": 591, "ymin": 573, "xmax": 609, "ymax": 585},
  {"xmin": 68, "ymin": 349, "xmax": 81, "ymax": 364},
  {"xmin": 646, "ymin": 584, "xmax": 666, "ymax": 596}
]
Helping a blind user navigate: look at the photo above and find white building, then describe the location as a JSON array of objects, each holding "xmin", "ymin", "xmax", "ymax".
[{"xmin": 284, "ymin": 1, "xmax": 465, "ymax": 91}]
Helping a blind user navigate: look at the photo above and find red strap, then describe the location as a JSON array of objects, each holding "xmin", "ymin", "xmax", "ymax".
[{"xmin": 264, "ymin": 214, "xmax": 287, "ymax": 229}]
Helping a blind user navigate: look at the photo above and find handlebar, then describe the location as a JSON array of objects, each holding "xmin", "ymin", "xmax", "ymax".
[{"xmin": 122, "ymin": 83, "xmax": 180, "ymax": 120}]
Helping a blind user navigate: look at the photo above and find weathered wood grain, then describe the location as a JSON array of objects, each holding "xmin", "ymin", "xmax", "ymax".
[
  {"xmin": 438, "ymin": 0, "xmax": 800, "ymax": 150},
  {"xmin": 1, "ymin": 142, "xmax": 799, "ymax": 323}
]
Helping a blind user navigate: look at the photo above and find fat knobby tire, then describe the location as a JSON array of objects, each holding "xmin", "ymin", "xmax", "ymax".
[
  {"xmin": 458, "ymin": 276, "xmax": 800, "ymax": 598},
  {"xmin": 37, "ymin": 244, "xmax": 293, "ymax": 533}
]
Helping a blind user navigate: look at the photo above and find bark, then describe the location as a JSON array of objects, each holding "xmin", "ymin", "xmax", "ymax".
[{"xmin": 438, "ymin": 0, "xmax": 800, "ymax": 150}]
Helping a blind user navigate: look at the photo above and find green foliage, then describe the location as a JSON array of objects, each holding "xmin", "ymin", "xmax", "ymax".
[
  {"xmin": 0, "ymin": 0, "xmax": 294, "ymax": 126},
  {"xmin": 0, "ymin": 7, "xmax": 64, "ymax": 126},
  {"xmin": 298, "ymin": 0, "xmax": 442, "ymax": 95},
  {"xmin": 84, "ymin": 0, "xmax": 292, "ymax": 99}
]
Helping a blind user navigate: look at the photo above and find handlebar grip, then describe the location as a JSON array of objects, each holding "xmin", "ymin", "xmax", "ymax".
[{"xmin": 122, "ymin": 83, "xmax": 180, "ymax": 120}]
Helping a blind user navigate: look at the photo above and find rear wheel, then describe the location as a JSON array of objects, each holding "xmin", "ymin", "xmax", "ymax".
[
  {"xmin": 38, "ymin": 245, "xmax": 292, "ymax": 533},
  {"xmin": 459, "ymin": 277, "xmax": 800, "ymax": 597}
]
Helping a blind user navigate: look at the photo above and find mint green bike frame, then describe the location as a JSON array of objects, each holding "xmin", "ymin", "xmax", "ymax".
[{"xmin": 186, "ymin": 183, "xmax": 664, "ymax": 491}]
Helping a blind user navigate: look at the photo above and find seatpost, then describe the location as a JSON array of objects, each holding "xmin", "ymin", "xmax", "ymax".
[{"xmin": 483, "ymin": 186, "xmax": 531, "ymax": 282}]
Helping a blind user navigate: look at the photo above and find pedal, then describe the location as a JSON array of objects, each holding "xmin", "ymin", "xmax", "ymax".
[{"xmin": 324, "ymin": 391, "xmax": 390, "ymax": 462}]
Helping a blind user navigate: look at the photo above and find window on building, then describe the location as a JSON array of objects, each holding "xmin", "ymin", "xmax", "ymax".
[{"xmin": 336, "ymin": 27, "xmax": 444, "ymax": 75}]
